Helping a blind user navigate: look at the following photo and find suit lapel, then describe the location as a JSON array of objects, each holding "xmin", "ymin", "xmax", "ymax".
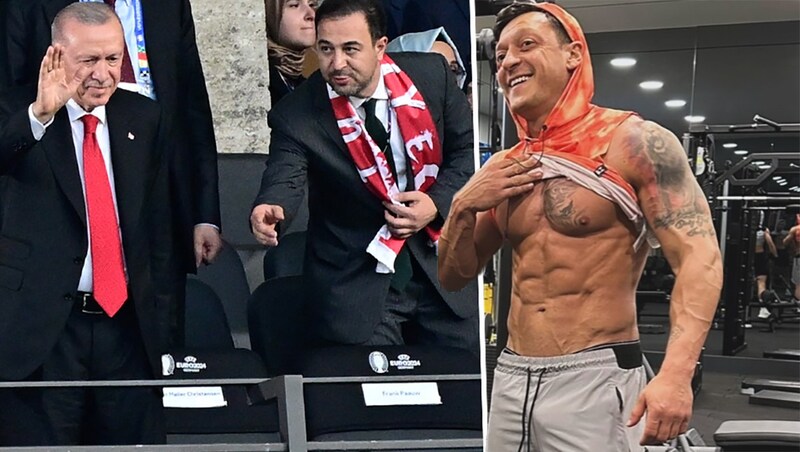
[
  {"xmin": 41, "ymin": 109, "xmax": 86, "ymax": 226},
  {"xmin": 311, "ymin": 75, "xmax": 351, "ymax": 160},
  {"xmin": 306, "ymin": 76, "xmax": 352, "ymax": 162},
  {"xmin": 105, "ymin": 95, "xmax": 148, "ymax": 241}
]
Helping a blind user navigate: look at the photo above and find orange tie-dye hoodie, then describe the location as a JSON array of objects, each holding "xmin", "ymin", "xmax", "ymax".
[
  {"xmin": 501, "ymin": 3, "xmax": 659, "ymax": 249},
  {"xmin": 504, "ymin": 2, "xmax": 637, "ymax": 198}
]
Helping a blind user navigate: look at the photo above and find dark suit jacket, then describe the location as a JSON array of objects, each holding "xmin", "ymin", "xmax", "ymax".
[
  {"xmin": 2, "ymin": 0, "xmax": 220, "ymax": 274},
  {"xmin": 0, "ymin": 88, "xmax": 174, "ymax": 380},
  {"xmin": 255, "ymin": 52, "xmax": 477, "ymax": 344},
  {"xmin": 0, "ymin": 0, "xmax": 9, "ymax": 89}
]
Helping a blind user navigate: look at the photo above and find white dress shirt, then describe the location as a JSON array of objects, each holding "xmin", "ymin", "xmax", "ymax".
[
  {"xmin": 29, "ymin": 100, "xmax": 127, "ymax": 292},
  {"xmin": 349, "ymin": 76, "xmax": 409, "ymax": 192}
]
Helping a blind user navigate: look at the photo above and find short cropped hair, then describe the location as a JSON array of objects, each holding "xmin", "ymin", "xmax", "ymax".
[
  {"xmin": 51, "ymin": 2, "xmax": 121, "ymax": 44},
  {"xmin": 493, "ymin": 1, "xmax": 571, "ymax": 45},
  {"xmin": 315, "ymin": 0, "xmax": 386, "ymax": 43}
]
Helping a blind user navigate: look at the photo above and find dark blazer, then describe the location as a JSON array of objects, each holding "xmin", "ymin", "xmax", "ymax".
[
  {"xmin": 2, "ymin": 0, "xmax": 220, "ymax": 274},
  {"xmin": 0, "ymin": 88, "xmax": 174, "ymax": 380},
  {"xmin": 255, "ymin": 52, "xmax": 477, "ymax": 344},
  {"xmin": 268, "ymin": 62, "xmax": 305, "ymax": 108}
]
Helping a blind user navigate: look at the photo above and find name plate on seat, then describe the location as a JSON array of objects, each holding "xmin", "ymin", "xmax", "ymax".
[
  {"xmin": 162, "ymin": 386, "xmax": 227, "ymax": 408},
  {"xmin": 361, "ymin": 382, "xmax": 442, "ymax": 406}
]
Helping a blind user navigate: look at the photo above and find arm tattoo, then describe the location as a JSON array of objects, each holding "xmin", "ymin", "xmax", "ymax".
[
  {"xmin": 669, "ymin": 324, "xmax": 684, "ymax": 343},
  {"xmin": 631, "ymin": 123, "xmax": 716, "ymax": 238}
]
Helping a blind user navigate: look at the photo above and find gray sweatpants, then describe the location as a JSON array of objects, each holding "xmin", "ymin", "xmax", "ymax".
[{"xmin": 487, "ymin": 347, "xmax": 647, "ymax": 452}]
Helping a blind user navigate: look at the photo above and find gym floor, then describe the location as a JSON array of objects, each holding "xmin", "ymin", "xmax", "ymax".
[
  {"xmin": 692, "ymin": 371, "xmax": 799, "ymax": 446},
  {"xmin": 639, "ymin": 309, "xmax": 799, "ymax": 358},
  {"xmin": 640, "ymin": 311, "xmax": 799, "ymax": 445}
]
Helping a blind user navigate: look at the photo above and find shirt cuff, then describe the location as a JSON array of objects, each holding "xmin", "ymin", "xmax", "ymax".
[
  {"xmin": 28, "ymin": 104, "xmax": 54, "ymax": 141},
  {"xmin": 194, "ymin": 223, "xmax": 220, "ymax": 231}
]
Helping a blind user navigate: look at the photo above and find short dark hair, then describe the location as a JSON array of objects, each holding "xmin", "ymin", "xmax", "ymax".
[
  {"xmin": 315, "ymin": 0, "xmax": 386, "ymax": 43},
  {"xmin": 52, "ymin": 2, "xmax": 120, "ymax": 44},
  {"xmin": 493, "ymin": 2, "xmax": 571, "ymax": 45}
]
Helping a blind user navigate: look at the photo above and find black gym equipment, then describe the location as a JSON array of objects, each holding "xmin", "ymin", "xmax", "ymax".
[
  {"xmin": 684, "ymin": 115, "xmax": 800, "ymax": 356},
  {"xmin": 741, "ymin": 378, "xmax": 800, "ymax": 394},
  {"xmin": 763, "ymin": 349, "xmax": 800, "ymax": 361}
]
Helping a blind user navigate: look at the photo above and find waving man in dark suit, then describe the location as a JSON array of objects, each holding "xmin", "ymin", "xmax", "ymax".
[
  {"xmin": 3, "ymin": 0, "xmax": 222, "ymax": 345},
  {"xmin": 0, "ymin": 3, "xmax": 173, "ymax": 445}
]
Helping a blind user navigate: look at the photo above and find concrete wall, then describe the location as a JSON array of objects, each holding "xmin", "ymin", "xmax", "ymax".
[{"xmin": 191, "ymin": 0, "xmax": 271, "ymax": 154}]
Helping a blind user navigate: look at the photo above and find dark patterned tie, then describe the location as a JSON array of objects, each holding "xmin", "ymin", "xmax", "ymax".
[{"xmin": 363, "ymin": 98, "xmax": 396, "ymax": 174}]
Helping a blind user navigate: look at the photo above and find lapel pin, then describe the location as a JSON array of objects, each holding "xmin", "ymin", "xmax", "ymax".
[{"xmin": 128, "ymin": 132, "xmax": 135, "ymax": 140}]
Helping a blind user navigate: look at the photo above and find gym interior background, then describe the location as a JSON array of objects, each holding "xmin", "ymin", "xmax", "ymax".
[{"xmin": 475, "ymin": 0, "xmax": 800, "ymax": 447}]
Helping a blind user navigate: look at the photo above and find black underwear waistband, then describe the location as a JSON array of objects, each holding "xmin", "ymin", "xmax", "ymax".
[{"xmin": 503, "ymin": 340, "xmax": 642, "ymax": 370}]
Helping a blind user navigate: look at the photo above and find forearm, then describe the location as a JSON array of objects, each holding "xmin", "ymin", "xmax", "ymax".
[
  {"xmin": 661, "ymin": 247, "xmax": 722, "ymax": 380},
  {"xmin": 438, "ymin": 198, "xmax": 484, "ymax": 291}
]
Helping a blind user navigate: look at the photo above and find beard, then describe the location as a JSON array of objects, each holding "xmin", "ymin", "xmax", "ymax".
[{"xmin": 325, "ymin": 69, "xmax": 373, "ymax": 98}]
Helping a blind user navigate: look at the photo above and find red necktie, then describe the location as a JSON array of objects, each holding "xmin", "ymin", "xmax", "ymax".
[
  {"xmin": 103, "ymin": 0, "xmax": 137, "ymax": 83},
  {"xmin": 82, "ymin": 115, "xmax": 128, "ymax": 317}
]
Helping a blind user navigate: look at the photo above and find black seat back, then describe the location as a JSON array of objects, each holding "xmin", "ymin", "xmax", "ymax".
[
  {"xmin": 248, "ymin": 276, "xmax": 306, "ymax": 376},
  {"xmin": 163, "ymin": 348, "xmax": 279, "ymax": 437},
  {"xmin": 263, "ymin": 231, "xmax": 307, "ymax": 280},
  {"xmin": 301, "ymin": 345, "xmax": 482, "ymax": 438},
  {"xmin": 185, "ymin": 278, "xmax": 233, "ymax": 349}
]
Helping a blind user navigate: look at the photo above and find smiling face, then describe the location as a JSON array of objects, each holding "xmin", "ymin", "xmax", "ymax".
[
  {"xmin": 495, "ymin": 11, "xmax": 581, "ymax": 129},
  {"xmin": 316, "ymin": 12, "xmax": 386, "ymax": 98},
  {"xmin": 278, "ymin": 0, "xmax": 317, "ymax": 50},
  {"xmin": 60, "ymin": 18, "xmax": 124, "ymax": 111}
]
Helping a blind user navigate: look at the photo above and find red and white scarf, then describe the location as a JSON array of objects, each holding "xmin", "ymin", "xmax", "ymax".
[{"xmin": 327, "ymin": 54, "xmax": 441, "ymax": 274}]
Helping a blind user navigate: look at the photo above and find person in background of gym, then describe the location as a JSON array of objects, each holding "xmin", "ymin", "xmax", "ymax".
[
  {"xmin": 783, "ymin": 214, "xmax": 800, "ymax": 302},
  {"xmin": 755, "ymin": 211, "xmax": 779, "ymax": 319},
  {"xmin": 437, "ymin": 2, "xmax": 722, "ymax": 450},
  {"xmin": 266, "ymin": 0, "xmax": 318, "ymax": 105}
]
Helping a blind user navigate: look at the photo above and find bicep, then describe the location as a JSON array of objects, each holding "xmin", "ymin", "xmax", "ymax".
[{"xmin": 617, "ymin": 120, "xmax": 719, "ymax": 267}]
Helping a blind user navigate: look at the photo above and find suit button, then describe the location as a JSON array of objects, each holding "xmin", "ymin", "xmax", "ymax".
[
  {"xmin": 64, "ymin": 294, "xmax": 73, "ymax": 301},
  {"xmin": 73, "ymin": 257, "xmax": 83, "ymax": 265}
]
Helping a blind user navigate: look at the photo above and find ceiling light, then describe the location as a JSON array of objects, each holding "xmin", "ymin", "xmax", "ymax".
[
  {"xmin": 772, "ymin": 176, "xmax": 784, "ymax": 180},
  {"xmin": 752, "ymin": 161, "xmax": 766, "ymax": 165},
  {"xmin": 664, "ymin": 99, "xmax": 686, "ymax": 108},
  {"xmin": 610, "ymin": 57, "xmax": 637, "ymax": 68},
  {"xmin": 758, "ymin": 164, "xmax": 771, "ymax": 170},
  {"xmin": 684, "ymin": 115, "xmax": 705, "ymax": 123},
  {"xmin": 734, "ymin": 150, "xmax": 748, "ymax": 155},
  {"xmin": 639, "ymin": 80, "xmax": 664, "ymax": 90},
  {"xmin": 778, "ymin": 181, "xmax": 788, "ymax": 186},
  {"xmin": 723, "ymin": 143, "xmax": 737, "ymax": 149},
  {"xmin": 791, "ymin": 186, "xmax": 800, "ymax": 191}
]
